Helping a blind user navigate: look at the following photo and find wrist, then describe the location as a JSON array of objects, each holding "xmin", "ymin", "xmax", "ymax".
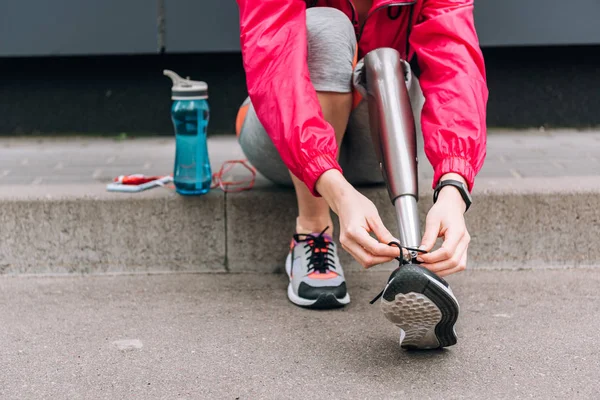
[
  {"xmin": 436, "ymin": 185, "xmax": 467, "ymax": 213},
  {"xmin": 315, "ymin": 169, "xmax": 352, "ymax": 213},
  {"xmin": 437, "ymin": 173, "xmax": 470, "ymax": 212}
]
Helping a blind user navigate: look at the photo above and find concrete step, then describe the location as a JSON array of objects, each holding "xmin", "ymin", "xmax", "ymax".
[
  {"xmin": 1, "ymin": 132, "xmax": 599, "ymax": 274},
  {"xmin": 1, "ymin": 176, "xmax": 598, "ymax": 274}
]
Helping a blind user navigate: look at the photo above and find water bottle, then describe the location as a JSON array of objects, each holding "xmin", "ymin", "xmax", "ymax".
[{"xmin": 164, "ymin": 70, "xmax": 212, "ymax": 195}]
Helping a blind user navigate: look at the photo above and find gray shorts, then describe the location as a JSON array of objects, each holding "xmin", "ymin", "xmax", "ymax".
[{"xmin": 237, "ymin": 7, "xmax": 423, "ymax": 186}]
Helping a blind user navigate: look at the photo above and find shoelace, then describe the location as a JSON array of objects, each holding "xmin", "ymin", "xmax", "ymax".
[
  {"xmin": 369, "ymin": 241, "xmax": 428, "ymax": 304},
  {"xmin": 293, "ymin": 227, "xmax": 336, "ymax": 274}
]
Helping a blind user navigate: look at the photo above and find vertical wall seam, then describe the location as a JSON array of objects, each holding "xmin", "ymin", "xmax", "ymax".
[{"xmin": 157, "ymin": 0, "xmax": 166, "ymax": 53}]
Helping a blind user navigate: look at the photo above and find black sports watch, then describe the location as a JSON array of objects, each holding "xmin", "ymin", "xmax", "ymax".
[{"xmin": 433, "ymin": 179, "xmax": 472, "ymax": 212}]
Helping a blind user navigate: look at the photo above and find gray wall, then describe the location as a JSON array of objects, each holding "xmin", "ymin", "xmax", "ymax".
[
  {"xmin": 165, "ymin": 0, "xmax": 241, "ymax": 53},
  {"xmin": 0, "ymin": 0, "xmax": 158, "ymax": 56},
  {"xmin": 1, "ymin": 1, "xmax": 600, "ymax": 57},
  {"xmin": 473, "ymin": 0, "xmax": 600, "ymax": 47}
]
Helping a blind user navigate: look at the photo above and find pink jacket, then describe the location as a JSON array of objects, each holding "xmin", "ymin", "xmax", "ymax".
[{"xmin": 237, "ymin": 0, "xmax": 488, "ymax": 195}]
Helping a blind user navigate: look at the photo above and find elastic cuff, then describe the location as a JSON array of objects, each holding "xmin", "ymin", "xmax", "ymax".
[
  {"xmin": 302, "ymin": 154, "xmax": 343, "ymax": 197},
  {"xmin": 432, "ymin": 157, "xmax": 476, "ymax": 192}
]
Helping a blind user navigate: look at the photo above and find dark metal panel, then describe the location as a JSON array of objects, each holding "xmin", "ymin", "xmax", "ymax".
[
  {"xmin": 475, "ymin": 0, "xmax": 600, "ymax": 46},
  {"xmin": 0, "ymin": 0, "xmax": 157, "ymax": 56},
  {"xmin": 2, "ymin": 0, "xmax": 600, "ymax": 56},
  {"xmin": 165, "ymin": 0, "xmax": 600, "ymax": 52},
  {"xmin": 165, "ymin": 0, "xmax": 241, "ymax": 53}
]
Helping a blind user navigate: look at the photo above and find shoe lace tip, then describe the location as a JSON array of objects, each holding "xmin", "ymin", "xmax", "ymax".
[{"xmin": 369, "ymin": 290, "xmax": 384, "ymax": 305}]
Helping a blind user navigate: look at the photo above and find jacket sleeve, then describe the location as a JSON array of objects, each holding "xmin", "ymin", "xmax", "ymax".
[
  {"xmin": 410, "ymin": 0, "xmax": 488, "ymax": 191},
  {"xmin": 237, "ymin": 0, "xmax": 342, "ymax": 196}
]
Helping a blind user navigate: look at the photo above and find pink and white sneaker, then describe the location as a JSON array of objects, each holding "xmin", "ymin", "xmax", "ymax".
[{"xmin": 285, "ymin": 228, "xmax": 349, "ymax": 309}]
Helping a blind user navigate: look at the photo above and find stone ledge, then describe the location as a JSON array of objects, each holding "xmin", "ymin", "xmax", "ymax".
[{"xmin": 1, "ymin": 177, "xmax": 599, "ymax": 274}]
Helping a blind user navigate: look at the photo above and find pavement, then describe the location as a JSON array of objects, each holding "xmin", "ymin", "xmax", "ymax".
[
  {"xmin": 1, "ymin": 131, "xmax": 599, "ymax": 399},
  {"xmin": 0, "ymin": 269, "xmax": 599, "ymax": 399},
  {"xmin": 1, "ymin": 129, "xmax": 599, "ymax": 184},
  {"xmin": 1, "ymin": 130, "xmax": 600, "ymax": 274}
]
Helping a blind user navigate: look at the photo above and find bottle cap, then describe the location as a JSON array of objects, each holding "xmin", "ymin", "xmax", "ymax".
[{"xmin": 163, "ymin": 69, "xmax": 208, "ymax": 100}]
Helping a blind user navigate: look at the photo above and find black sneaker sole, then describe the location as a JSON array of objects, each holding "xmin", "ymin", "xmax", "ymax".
[
  {"xmin": 304, "ymin": 293, "xmax": 347, "ymax": 310},
  {"xmin": 380, "ymin": 265, "xmax": 459, "ymax": 349},
  {"xmin": 286, "ymin": 282, "xmax": 350, "ymax": 310}
]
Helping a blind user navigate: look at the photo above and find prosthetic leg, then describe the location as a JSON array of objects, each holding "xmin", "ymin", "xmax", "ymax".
[
  {"xmin": 356, "ymin": 48, "xmax": 460, "ymax": 349},
  {"xmin": 356, "ymin": 48, "xmax": 420, "ymax": 253}
]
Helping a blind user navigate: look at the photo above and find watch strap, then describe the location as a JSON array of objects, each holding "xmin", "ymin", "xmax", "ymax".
[{"xmin": 433, "ymin": 179, "xmax": 471, "ymax": 212}]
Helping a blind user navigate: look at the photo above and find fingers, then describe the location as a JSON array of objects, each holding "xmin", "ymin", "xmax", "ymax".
[
  {"xmin": 421, "ymin": 233, "xmax": 469, "ymax": 274},
  {"xmin": 419, "ymin": 226, "xmax": 466, "ymax": 264},
  {"xmin": 419, "ymin": 215, "xmax": 440, "ymax": 252},
  {"xmin": 368, "ymin": 213, "xmax": 396, "ymax": 243},
  {"xmin": 340, "ymin": 228, "xmax": 400, "ymax": 258},
  {"xmin": 340, "ymin": 217, "xmax": 399, "ymax": 268},
  {"xmin": 367, "ymin": 214, "xmax": 401, "ymax": 256},
  {"xmin": 340, "ymin": 236, "xmax": 395, "ymax": 268},
  {"xmin": 349, "ymin": 225, "xmax": 400, "ymax": 259},
  {"xmin": 438, "ymin": 252, "xmax": 468, "ymax": 277}
]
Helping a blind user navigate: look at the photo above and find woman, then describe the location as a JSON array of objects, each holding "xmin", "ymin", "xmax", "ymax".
[{"xmin": 235, "ymin": 0, "xmax": 487, "ymax": 348}]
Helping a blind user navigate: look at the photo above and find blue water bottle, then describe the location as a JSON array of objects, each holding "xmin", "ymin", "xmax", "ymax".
[{"xmin": 164, "ymin": 70, "xmax": 212, "ymax": 195}]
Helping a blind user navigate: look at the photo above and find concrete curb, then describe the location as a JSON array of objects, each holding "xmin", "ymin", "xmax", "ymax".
[
  {"xmin": 0, "ymin": 185, "xmax": 226, "ymax": 274},
  {"xmin": 1, "ymin": 177, "xmax": 599, "ymax": 274}
]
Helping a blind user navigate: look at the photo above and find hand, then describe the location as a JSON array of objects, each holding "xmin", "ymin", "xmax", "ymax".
[
  {"xmin": 418, "ymin": 175, "xmax": 471, "ymax": 277},
  {"xmin": 316, "ymin": 170, "xmax": 400, "ymax": 268}
]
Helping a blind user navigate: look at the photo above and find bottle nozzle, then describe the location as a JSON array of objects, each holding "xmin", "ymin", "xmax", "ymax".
[
  {"xmin": 163, "ymin": 69, "xmax": 185, "ymax": 85},
  {"xmin": 164, "ymin": 69, "xmax": 208, "ymax": 100}
]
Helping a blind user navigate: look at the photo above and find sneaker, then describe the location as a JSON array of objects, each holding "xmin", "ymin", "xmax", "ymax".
[
  {"xmin": 372, "ymin": 246, "xmax": 459, "ymax": 349},
  {"xmin": 285, "ymin": 228, "xmax": 350, "ymax": 309}
]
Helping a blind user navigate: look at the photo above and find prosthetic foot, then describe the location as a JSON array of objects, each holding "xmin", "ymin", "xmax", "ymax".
[{"xmin": 356, "ymin": 48, "xmax": 459, "ymax": 349}]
